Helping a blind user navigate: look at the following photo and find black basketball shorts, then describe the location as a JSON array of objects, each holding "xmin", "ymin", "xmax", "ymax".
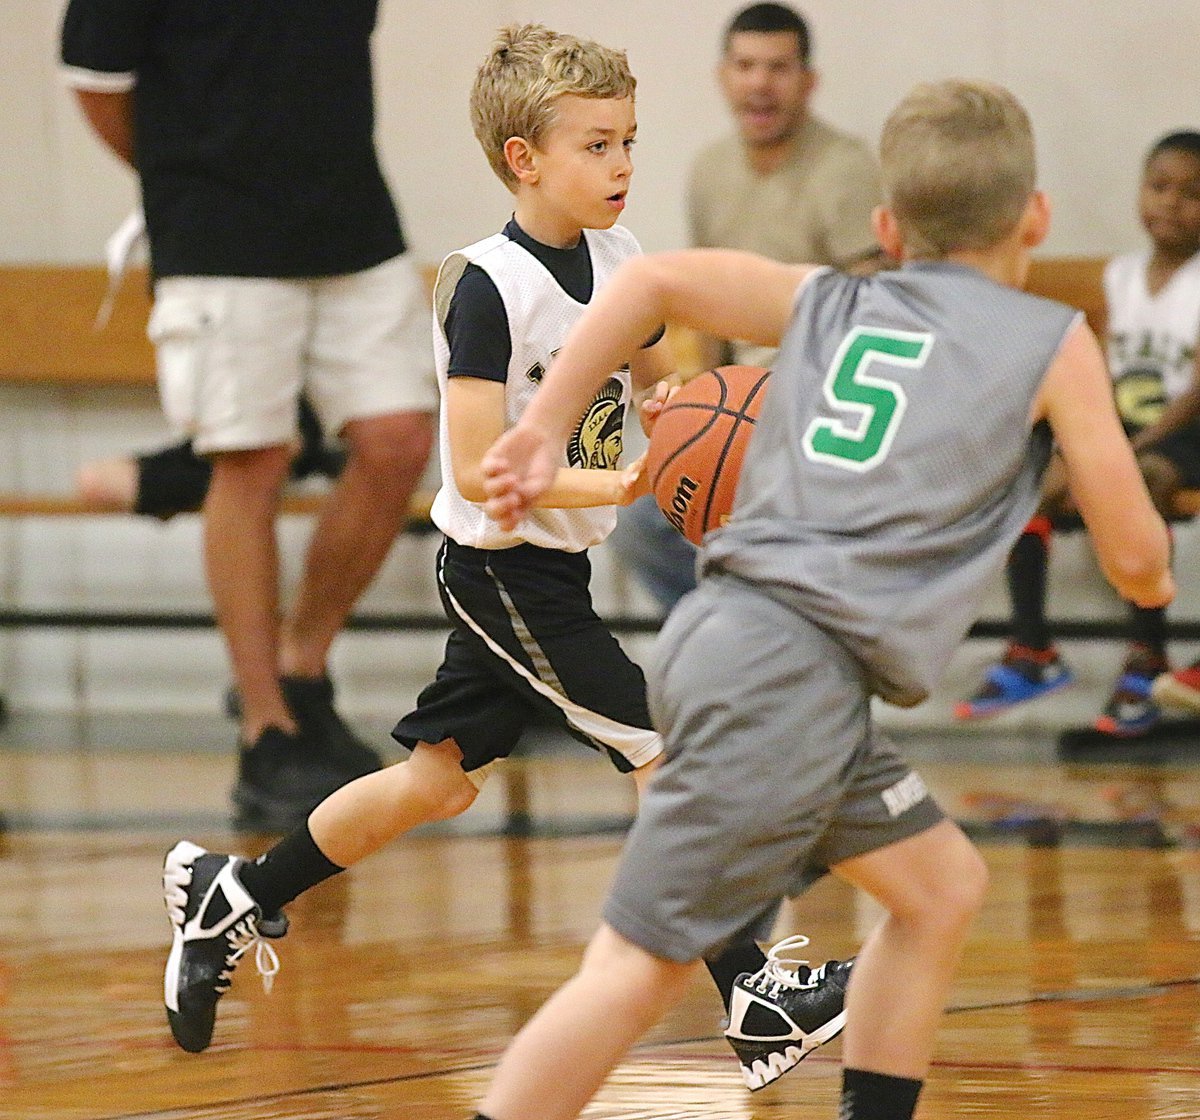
[{"xmin": 391, "ymin": 539, "xmax": 662, "ymax": 776}]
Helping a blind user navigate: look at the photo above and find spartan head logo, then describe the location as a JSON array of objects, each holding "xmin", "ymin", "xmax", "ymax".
[{"xmin": 568, "ymin": 378, "xmax": 625, "ymax": 469}]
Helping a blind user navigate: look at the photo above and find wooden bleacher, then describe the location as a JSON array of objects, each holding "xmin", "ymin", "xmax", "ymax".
[{"xmin": 0, "ymin": 257, "xmax": 1194, "ymax": 641}]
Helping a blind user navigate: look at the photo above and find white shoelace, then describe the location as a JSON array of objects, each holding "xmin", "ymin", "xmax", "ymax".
[
  {"xmin": 745, "ymin": 934, "xmax": 813, "ymax": 997},
  {"xmin": 225, "ymin": 918, "xmax": 281, "ymax": 994},
  {"xmin": 164, "ymin": 853, "xmax": 280, "ymax": 995}
]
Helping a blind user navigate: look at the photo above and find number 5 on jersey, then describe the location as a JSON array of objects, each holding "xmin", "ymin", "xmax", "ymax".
[{"xmin": 802, "ymin": 327, "xmax": 933, "ymax": 472}]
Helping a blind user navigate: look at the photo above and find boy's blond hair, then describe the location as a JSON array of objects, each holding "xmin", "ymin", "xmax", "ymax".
[
  {"xmin": 880, "ymin": 79, "xmax": 1036, "ymax": 258},
  {"xmin": 470, "ymin": 23, "xmax": 637, "ymax": 190}
]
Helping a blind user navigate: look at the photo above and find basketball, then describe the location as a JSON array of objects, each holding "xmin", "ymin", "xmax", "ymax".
[{"xmin": 645, "ymin": 365, "xmax": 771, "ymax": 545}]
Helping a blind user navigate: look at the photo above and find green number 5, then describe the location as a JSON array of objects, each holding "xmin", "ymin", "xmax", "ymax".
[{"xmin": 802, "ymin": 327, "xmax": 933, "ymax": 471}]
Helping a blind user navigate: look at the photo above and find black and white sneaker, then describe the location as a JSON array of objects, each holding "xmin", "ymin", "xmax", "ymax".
[
  {"xmin": 725, "ymin": 935, "xmax": 853, "ymax": 1090},
  {"xmin": 162, "ymin": 840, "xmax": 288, "ymax": 1052}
]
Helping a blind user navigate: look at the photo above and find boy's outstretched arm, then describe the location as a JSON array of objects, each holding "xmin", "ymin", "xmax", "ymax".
[
  {"xmin": 448, "ymin": 376, "xmax": 646, "ymax": 515},
  {"xmin": 1035, "ymin": 320, "xmax": 1175, "ymax": 608},
  {"xmin": 483, "ymin": 249, "xmax": 814, "ymax": 528}
]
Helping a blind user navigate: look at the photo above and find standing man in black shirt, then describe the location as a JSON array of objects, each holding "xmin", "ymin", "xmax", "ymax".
[{"xmin": 60, "ymin": 0, "xmax": 437, "ymax": 830}]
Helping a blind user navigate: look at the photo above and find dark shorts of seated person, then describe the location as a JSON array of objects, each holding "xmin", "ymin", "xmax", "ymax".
[
  {"xmin": 133, "ymin": 430, "xmax": 347, "ymax": 520},
  {"xmin": 134, "ymin": 441, "xmax": 213, "ymax": 520}
]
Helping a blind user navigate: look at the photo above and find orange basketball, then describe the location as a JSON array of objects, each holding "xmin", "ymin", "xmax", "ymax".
[{"xmin": 645, "ymin": 365, "xmax": 770, "ymax": 545}]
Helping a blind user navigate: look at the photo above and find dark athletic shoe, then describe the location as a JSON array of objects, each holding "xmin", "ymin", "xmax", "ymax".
[
  {"xmin": 725, "ymin": 935, "xmax": 852, "ymax": 1090},
  {"xmin": 280, "ymin": 673, "xmax": 383, "ymax": 780},
  {"xmin": 231, "ymin": 725, "xmax": 346, "ymax": 832},
  {"xmin": 162, "ymin": 841, "xmax": 288, "ymax": 1053},
  {"xmin": 1095, "ymin": 647, "xmax": 1168, "ymax": 737},
  {"xmin": 226, "ymin": 677, "xmax": 383, "ymax": 785}
]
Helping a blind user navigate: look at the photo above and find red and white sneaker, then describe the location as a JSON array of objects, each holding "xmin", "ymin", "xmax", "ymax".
[{"xmin": 1152, "ymin": 662, "xmax": 1200, "ymax": 714}]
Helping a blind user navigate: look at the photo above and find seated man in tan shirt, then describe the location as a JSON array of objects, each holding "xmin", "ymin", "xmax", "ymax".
[{"xmin": 612, "ymin": 1, "xmax": 885, "ymax": 611}]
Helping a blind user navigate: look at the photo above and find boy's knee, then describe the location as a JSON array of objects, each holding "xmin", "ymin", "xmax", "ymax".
[
  {"xmin": 581, "ymin": 924, "xmax": 696, "ymax": 1005},
  {"xmin": 409, "ymin": 740, "xmax": 479, "ymax": 820},
  {"xmin": 871, "ymin": 826, "xmax": 989, "ymax": 933},
  {"xmin": 924, "ymin": 843, "xmax": 989, "ymax": 931},
  {"xmin": 426, "ymin": 768, "xmax": 478, "ymax": 820}
]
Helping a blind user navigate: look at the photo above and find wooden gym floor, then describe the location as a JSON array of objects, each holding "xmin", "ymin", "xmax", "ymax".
[{"xmin": 2, "ymin": 713, "xmax": 1199, "ymax": 1119}]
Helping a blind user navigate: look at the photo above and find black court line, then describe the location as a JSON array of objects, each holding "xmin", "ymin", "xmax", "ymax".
[{"xmin": 93, "ymin": 976, "xmax": 1200, "ymax": 1120}]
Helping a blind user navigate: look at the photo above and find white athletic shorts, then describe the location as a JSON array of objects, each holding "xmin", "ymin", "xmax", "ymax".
[{"xmin": 148, "ymin": 253, "xmax": 437, "ymax": 454}]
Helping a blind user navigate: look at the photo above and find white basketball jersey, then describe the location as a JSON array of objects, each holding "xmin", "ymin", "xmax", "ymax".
[
  {"xmin": 430, "ymin": 224, "xmax": 641, "ymax": 551},
  {"xmin": 1104, "ymin": 249, "xmax": 1200, "ymax": 427}
]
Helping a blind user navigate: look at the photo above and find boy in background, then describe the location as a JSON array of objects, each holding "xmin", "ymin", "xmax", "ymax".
[
  {"xmin": 75, "ymin": 398, "xmax": 347, "ymax": 520},
  {"xmin": 958, "ymin": 130, "xmax": 1200, "ymax": 735},
  {"xmin": 476, "ymin": 80, "xmax": 1172, "ymax": 1120}
]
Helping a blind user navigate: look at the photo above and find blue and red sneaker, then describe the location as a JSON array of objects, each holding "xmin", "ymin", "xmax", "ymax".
[
  {"xmin": 954, "ymin": 644, "xmax": 1074, "ymax": 720},
  {"xmin": 1094, "ymin": 646, "xmax": 1169, "ymax": 737}
]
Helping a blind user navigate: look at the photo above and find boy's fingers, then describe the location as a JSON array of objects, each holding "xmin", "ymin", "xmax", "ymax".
[
  {"xmin": 483, "ymin": 468, "xmax": 515, "ymax": 497},
  {"xmin": 485, "ymin": 491, "xmax": 525, "ymax": 529}
]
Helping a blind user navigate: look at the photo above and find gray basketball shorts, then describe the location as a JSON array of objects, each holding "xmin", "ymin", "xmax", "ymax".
[{"xmin": 603, "ymin": 574, "xmax": 945, "ymax": 963}]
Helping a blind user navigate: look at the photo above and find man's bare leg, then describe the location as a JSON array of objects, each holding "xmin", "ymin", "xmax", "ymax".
[
  {"xmin": 279, "ymin": 410, "xmax": 433, "ymax": 676},
  {"xmin": 203, "ymin": 445, "xmax": 295, "ymax": 741}
]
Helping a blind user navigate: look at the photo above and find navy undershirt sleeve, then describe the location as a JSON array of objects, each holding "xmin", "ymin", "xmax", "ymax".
[{"xmin": 445, "ymin": 264, "xmax": 510, "ymax": 383}]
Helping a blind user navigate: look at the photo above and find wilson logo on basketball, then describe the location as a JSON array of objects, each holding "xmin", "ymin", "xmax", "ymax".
[{"xmin": 663, "ymin": 475, "xmax": 699, "ymax": 534}]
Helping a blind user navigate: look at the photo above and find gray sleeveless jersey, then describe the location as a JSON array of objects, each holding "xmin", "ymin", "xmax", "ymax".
[{"xmin": 702, "ymin": 260, "xmax": 1079, "ymax": 707}]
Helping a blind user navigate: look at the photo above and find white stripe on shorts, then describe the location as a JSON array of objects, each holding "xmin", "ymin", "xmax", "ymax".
[{"xmin": 437, "ymin": 550, "xmax": 661, "ymax": 769}]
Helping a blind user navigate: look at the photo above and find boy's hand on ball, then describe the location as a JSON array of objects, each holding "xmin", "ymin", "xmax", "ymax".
[
  {"xmin": 616, "ymin": 453, "xmax": 649, "ymax": 505},
  {"xmin": 638, "ymin": 380, "xmax": 676, "ymax": 435}
]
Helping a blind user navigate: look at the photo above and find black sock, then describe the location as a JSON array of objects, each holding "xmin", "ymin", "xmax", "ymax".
[
  {"xmin": 1007, "ymin": 529, "xmax": 1051, "ymax": 650},
  {"xmin": 236, "ymin": 821, "xmax": 344, "ymax": 916},
  {"xmin": 839, "ymin": 1067, "xmax": 923, "ymax": 1120},
  {"xmin": 1127, "ymin": 605, "xmax": 1167, "ymax": 660},
  {"xmin": 705, "ymin": 937, "xmax": 768, "ymax": 1012}
]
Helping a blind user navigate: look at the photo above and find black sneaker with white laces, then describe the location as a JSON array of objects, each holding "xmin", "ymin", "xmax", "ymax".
[
  {"xmin": 162, "ymin": 840, "xmax": 288, "ymax": 1053},
  {"xmin": 725, "ymin": 935, "xmax": 853, "ymax": 1090}
]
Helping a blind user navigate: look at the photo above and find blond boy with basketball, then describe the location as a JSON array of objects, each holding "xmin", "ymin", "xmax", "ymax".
[
  {"xmin": 478, "ymin": 80, "xmax": 1173, "ymax": 1120},
  {"xmin": 158, "ymin": 24, "xmax": 849, "ymax": 1073}
]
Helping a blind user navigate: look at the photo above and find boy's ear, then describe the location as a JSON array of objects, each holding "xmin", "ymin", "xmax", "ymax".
[
  {"xmin": 504, "ymin": 136, "xmax": 539, "ymax": 185},
  {"xmin": 872, "ymin": 206, "xmax": 904, "ymax": 260},
  {"xmin": 1020, "ymin": 190, "xmax": 1051, "ymax": 249}
]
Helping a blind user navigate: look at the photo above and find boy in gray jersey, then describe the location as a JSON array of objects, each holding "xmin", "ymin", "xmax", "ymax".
[{"xmin": 475, "ymin": 80, "xmax": 1173, "ymax": 1120}]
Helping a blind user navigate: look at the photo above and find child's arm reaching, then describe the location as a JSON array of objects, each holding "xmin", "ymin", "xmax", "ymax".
[
  {"xmin": 446, "ymin": 376, "xmax": 647, "ymax": 512},
  {"xmin": 1033, "ymin": 319, "xmax": 1174, "ymax": 608},
  {"xmin": 483, "ymin": 249, "xmax": 815, "ymax": 528}
]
